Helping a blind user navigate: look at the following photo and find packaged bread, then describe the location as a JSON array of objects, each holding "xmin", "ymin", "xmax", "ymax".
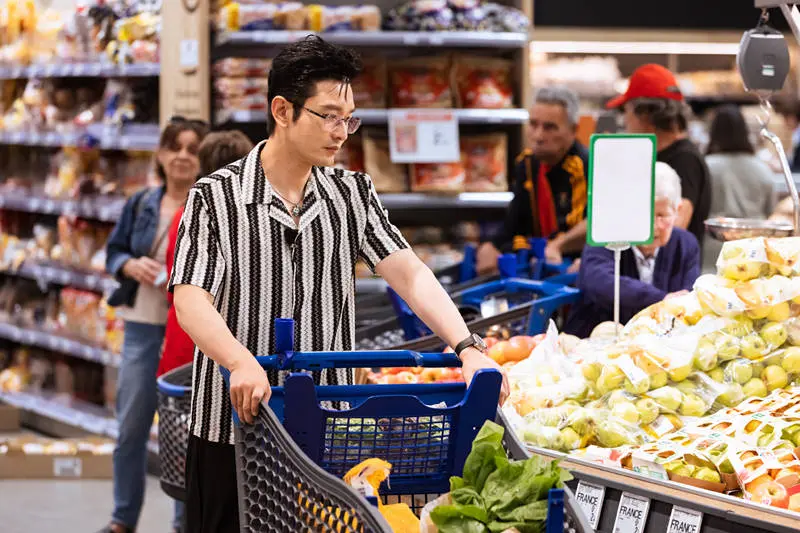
[
  {"xmin": 218, "ymin": 3, "xmax": 305, "ymax": 32},
  {"xmin": 352, "ymin": 57, "xmax": 387, "ymax": 108},
  {"xmin": 390, "ymin": 56, "xmax": 453, "ymax": 108},
  {"xmin": 461, "ymin": 133, "xmax": 507, "ymax": 192},
  {"xmin": 213, "ymin": 58, "xmax": 272, "ymax": 77},
  {"xmin": 214, "ymin": 77, "xmax": 269, "ymax": 98},
  {"xmin": 363, "ymin": 132, "xmax": 408, "ymax": 193},
  {"xmin": 453, "ymin": 55, "xmax": 514, "ymax": 109},
  {"xmin": 306, "ymin": 5, "xmax": 381, "ymax": 31},
  {"xmin": 410, "ymin": 162, "xmax": 465, "ymax": 193}
]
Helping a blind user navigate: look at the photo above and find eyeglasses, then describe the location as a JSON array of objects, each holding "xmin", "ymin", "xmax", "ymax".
[{"xmin": 302, "ymin": 107, "xmax": 361, "ymax": 134}]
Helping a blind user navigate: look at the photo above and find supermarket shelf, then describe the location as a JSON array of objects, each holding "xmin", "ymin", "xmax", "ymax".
[
  {"xmin": 381, "ymin": 192, "xmax": 513, "ymax": 209},
  {"xmin": 216, "ymin": 30, "xmax": 528, "ymax": 49},
  {"xmin": 9, "ymin": 261, "xmax": 119, "ymax": 294},
  {"xmin": 219, "ymin": 108, "xmax": 529, "ymax": 125},
  {"xmin": 0, "ymin": 390, "xmax": 158, "ymax": 457},
  {"xmin": 0, "ymin": 123, "xmax": 160, "ymax": 151},
  {"xmin": 0, "ymin": 62, "xmax": 160, "ymax": 79},
  {"xmin": 0, "ymin": 192, "xmax": 125, "ymax": 222},
  {"xmin": 0, "ymin": 322, "xmax": 120, "ymax": 367},
  {"xmin": 531, "ymin": 446, "xmax": 800, "ymax": 533}
]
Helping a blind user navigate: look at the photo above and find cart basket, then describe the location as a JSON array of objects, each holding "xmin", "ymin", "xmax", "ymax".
[
  {"xmin": 235, "ymin": 403, "xmax": 392, "ymax": 533},
  {"xmin": 157, "ymin": 363, "xmax": 194, "ymax": 501}
]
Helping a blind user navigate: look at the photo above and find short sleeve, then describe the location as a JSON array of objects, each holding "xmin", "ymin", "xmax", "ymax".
[
  {"xmin": 358, "ymin": 176, "xmax": 410, "ymax": 271},
  {"xmin": 668, "ymin": 154, "xmax": 704, "ymax": 207},
  {"xmin": 168, "ymin": 188, "xmax": 225, "ymax": 297}
]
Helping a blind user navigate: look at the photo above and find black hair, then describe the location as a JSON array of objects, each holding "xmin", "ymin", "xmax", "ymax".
[
  {"xmin": 629, "ymin": 97, "xmax": 691, "ymax": 133},
  {"xmin": 706, "ymin": 105, "xmax": 755, "ymax": 155},
  {"xmin": 266, "ymin": 35, "xmax": 362, "ymax": 137}
]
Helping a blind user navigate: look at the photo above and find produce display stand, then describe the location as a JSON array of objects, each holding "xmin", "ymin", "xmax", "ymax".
[{"xmin": 496, "ymin": 410, "xmax": 800, "ymax": 533}]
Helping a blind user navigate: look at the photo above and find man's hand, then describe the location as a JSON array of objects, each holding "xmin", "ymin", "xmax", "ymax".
[
  {"xmin": 567, "ymin": 258, "xmax": 581, "ymax": 274},
  {"xmin": 544, "ymin": 241, "xmax": 563, "ymax": 264},
  {"xmin": 228, "ymin": 356, "xmax": 271, "ymax": 424},
  {"xmin": 122, "ymin": 257, "xmax": 163, "ymax": 286},
  {"xmin": 476, "ymin": 242, "xmax": 501, "ymax": 275},
  {"xmin": 460, "ymin": 346, "xmax": 509, "ymax": 405}
]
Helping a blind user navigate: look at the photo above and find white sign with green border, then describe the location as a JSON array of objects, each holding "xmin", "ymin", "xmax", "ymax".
[{"xmin": 587, "ymin": 134, "xmax": 657, "ymax": 247}]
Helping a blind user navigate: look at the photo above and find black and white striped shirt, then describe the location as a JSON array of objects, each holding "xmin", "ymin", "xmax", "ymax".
[{"xmin": 169, "ymin": 141, "xmax": 409, "ymax": 444}]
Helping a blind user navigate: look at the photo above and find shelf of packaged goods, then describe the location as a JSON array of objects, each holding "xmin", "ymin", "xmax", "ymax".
[
  {"xmin": 8, "ymin": 261, "xmax": 119, "ymax": 294},
  {"xmin": 0, "ymin": 193, "xmax": 125, "ymax": 222},
  {"xmin": 0, "ymin": 390, "xmax": 158, "ymax": 456},
  {"xmin": 217, "ymin": 108, "xmax": 530, "ymax": 126},
  {"xmin": 0, "ymin": 123, "xmax": 160, "ymax": 151},
  {"xmin": 0, "ymin": 62, "xmax": 160, "ymax": 80},
  {"xmin": 0, "ymin": 322, "xmax": 120, "ymax": 367},
  {"xmin": 380, "ymin": 191, "xmax": 513, "ymax": 210},
  {"xmin": 216, "ymin": 30, "xmax": 529, "ymax": 49}
]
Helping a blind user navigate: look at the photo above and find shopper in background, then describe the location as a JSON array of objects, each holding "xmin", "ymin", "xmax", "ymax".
[
  {"xmin": 101, "ymin": 117, "xmax": 209, "ymax": 533},
  {"xmin": 608, "ymin": 64, "xmax": 712, "ymax": 249},
  {"xmin": 169, "ymin": 36, "xmax": 508, "ymax": 532},
  {"xmin": 564, "ymin": 162, "xmax": 700, "ymax": 338},
  {"xmin": 703, "ymin": 105, "xmax": 776, "ymax": 272},
  {"xmin": 157, "ymin": 130, "xmax": 254, "ymax": 378},
  {"xmin": 476, "ymin": 86, "xmax": 589, "ymax": 274}
]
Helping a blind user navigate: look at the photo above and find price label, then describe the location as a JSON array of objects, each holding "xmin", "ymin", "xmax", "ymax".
[
  {"xmin": 613, "ymin": 492, "xmax": 650, "ymax": 533},
  {"xmin": 53, "ymin": 457, "xmax": 82, "ymax": 478},
  {"xmin": 575, "ymin": 481, "xmax": 605, "ymax": 529},
  {"xmin": 667, "ymin": 506, "xmax": 703, "ymax": 533},
  {"xmin": 180, "ymin": 39, "xmax": 200, "ymax": 69},
  {"xmin": 402, "ymin": 33, "xmax": 420, "ymax": 46},
  {"xmin": 388, "ymin": 109, "xmax": 460, "ymax": 163}
]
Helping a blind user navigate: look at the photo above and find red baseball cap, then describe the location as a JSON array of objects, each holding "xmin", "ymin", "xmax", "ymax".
[{"xmin": 606, "ymin": 64, "xmax": 684, "ymax": 109}]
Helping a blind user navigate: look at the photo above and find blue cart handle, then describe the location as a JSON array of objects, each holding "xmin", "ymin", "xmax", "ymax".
[
  {"xmin": 254, "ymin": 350, "xmax": 461, "ymax": 371},
  {"xmin": 458, "ymin": 277, "xmax": 579, "ymax": 304}
]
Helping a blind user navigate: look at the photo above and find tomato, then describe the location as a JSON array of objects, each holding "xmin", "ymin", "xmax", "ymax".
[
  {"xmin": 505, "ymin": 336, "xmax": 533, "ymax": 363},
  {"xmin": 488, "ymin": 340, "xmax": 511, "ymax": 365}
]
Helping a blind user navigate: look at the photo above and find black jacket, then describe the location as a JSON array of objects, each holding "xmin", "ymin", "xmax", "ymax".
[{"xmin": 492, "ymin": 141, "xmax": 589, "ymax": 255}]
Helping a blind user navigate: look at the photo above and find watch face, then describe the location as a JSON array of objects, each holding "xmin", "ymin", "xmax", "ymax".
[{"xmin": 473, "ymin": 334, "xmax": 487, "ymax": 352}]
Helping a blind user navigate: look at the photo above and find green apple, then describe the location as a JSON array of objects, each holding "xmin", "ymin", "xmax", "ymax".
[
  {"xmin": 676, "ymin": 380, "xmax": 697, "ymax": 395},
  {"xmin": 596, "ymin": 366, "xmax": 625, "ymax": 395},
  {"xmin": 717, "ymin": 383, "xmax": 745, "ymax": 407},
  {"xmin": 624, "ymin": 376, "xmax": 650, "ymax": 395},
  {"xmin": 742, "ymin": 377, "xmax": 768, "ymax": 398},
  {"xmin": 762, "ymin": 365, "xmax": 789, "ymax": 391},
  {"xmin": 751, "ymin": 361, "xmax": 765, "ymax": 378},
  {"xmin": 724, "ymin": 316, "xmax": 754, "ymax": 337},
  {"xmin": 760, "ymin": 321, "xmax": 789, "ymax": 349},
  {"xmin": 606, "ymin": 390, "xmax": 630, "ymax": 408},
  {"xmin": 596, "ymin": 421, "xmax": 632, "ymax": 448},
  {"xmin": 725, "ymin": 360, "xmax": 753, "ymax": 385},
  {"xmin": 665, "ymin": 461, "xmax": 695, "ymax": 478},
  {"xmin": 692, "ymin": 466, "xmax": 722, "ymax": 484},
  {"xmin": 768, "ymin": 301, "xmax": 792, "ymax": 322},
  {"xmin": 650, "ymin": 386, "xmax": 683, "ymax": 412},
  {"xmin": 679, "ymin": 393, "xmax": 707, "ymax": 417},
  {"xmin": 559, "ymin": 427, "xmax": 581, "ymax": 451},
  {"xmin": 694, "ymin": 340, "xmax": 719, "ymax": 372},
  {"xmin": 708, "ymin": 367, "xmax": 725, "ymax": 383},
  {"xmin": 611, "ymin": 402, "xmax": 641, "ymax": 425},
  {"xmin": 668, "ymin": 364, "xmax": 693, "ymax": 382},
  {"xmin": 718, "ymin": 459, "xmax": 735, "ymax": 474},
  {"xmin": 636, "ymin": 398, "xmax": 660, "ymax": 425},
  {"xmin": 649, "ymin": 371, "xmax": 668, "ymax": 389},
  {"xmin": 741, "ymin": 333, "xmax": 768, "ymax": 360},
  {"xmin": 715, "ymin": 335, "xmax": 741, "ymax": 362},
  {"xmin": 782, "ymin": 346, "xmax": 800, "ymax": 374}
]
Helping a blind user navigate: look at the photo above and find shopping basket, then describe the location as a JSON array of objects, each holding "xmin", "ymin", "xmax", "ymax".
[
  {"xmin": 157, "ymin": 363, "xmax": 193, "ymax": 501},
  {"xmin": 356, "ymin": 277, "xmax": 581, "ymax": 351}
]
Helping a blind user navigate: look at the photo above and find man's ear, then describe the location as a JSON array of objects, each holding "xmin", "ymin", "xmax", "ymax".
[{"xmin": 271, "ymin": 96, "xmax": 293, "ymax": 130}]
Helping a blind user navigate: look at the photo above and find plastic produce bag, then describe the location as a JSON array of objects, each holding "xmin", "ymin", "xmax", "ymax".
[
  {"xmin": 717, "ymin": 237, "xmax": 800, "ymax": 280},
  {"xmin": 507, "ymin": 320, "xmax": 588, "ymax": 413},
  {"xmin": 695, "ymin": 273, "xmax": 800, "ymax": 318}
]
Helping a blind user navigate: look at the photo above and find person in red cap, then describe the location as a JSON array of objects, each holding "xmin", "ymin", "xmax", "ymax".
[{"xmin": 607, "ymin": 64, "xmax": 711, "ymax": 250}]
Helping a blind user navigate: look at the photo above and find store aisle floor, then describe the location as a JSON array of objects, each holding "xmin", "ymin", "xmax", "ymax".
[{"xmin": 0, "ymin": 475, "xmax": 174, "ymax": 533}]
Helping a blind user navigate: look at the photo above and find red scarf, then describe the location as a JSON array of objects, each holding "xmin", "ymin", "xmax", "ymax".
[{"xmin": 536, "ymin": 163, "xmax": 558, "ymax": 238}]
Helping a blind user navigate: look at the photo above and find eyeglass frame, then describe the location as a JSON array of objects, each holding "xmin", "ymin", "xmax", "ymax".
[{"xmin": 299, "ymin": 105, "xmax": 361, "ymax": 134}]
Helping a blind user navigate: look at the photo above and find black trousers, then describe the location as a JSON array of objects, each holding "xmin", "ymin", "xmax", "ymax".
[{"xmin": 185, "ymin": 435, "xmax": 240, "ymax": 533}]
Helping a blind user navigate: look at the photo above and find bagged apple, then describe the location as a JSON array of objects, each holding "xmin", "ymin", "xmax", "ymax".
[
  {"xmin": 764, "ymin": 237, "xmax": 800, "ymax": 278},
  {"xmin": 716, "ymin": 237, "xmax": 770, "ymax": 282},
  {"xmin": 562, "ymin": 406, "xmax": 649, "ymax": 449}
]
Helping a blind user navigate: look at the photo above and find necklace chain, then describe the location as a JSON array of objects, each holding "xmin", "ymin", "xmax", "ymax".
[{"xmin": 271, "ymin": 181, "xmax": 308, "ymax": 217}]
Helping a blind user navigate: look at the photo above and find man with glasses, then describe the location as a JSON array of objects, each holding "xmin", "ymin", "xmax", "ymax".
[
  {"xmin": 563, "ymin": 162, "xmax": 701, "ymax": 338},
  {"xmin": 476, "ymin": 86, "xmax": 589, "ymax": 274},
  {"xmin": 168, "ymin": 36, "xmax": 509, "ymax": 532}
]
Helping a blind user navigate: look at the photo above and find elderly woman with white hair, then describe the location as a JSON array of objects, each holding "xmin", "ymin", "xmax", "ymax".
[{"xmin": 563, "ymin": 162, "xmax": 701, "ymax": 338}]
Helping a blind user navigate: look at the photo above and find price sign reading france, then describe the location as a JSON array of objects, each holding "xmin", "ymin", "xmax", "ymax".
[
  {"xmin": 575, "ymin": 480, "xmax": 605, "ymax": 529},
  {"xmin": 613, "ymin": 492, "xmax": 650, "ymax": 533},
  {"xmin": 388, "ymin": 109, "xmax": 460, "ymax": 163},
  {"xmin": 667, "ymin": 506, "xmax": 703, "ymax": 533}
]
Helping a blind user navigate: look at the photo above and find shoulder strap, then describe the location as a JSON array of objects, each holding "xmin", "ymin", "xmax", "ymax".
[{"xmin": 133, "ymin": 187, "xmax": 157, "ymax": 222}]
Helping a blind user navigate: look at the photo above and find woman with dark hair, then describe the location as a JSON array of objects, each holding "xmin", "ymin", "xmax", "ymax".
[
  {"xmin": 100, "ymin": 117, "xmax": 209, "ymax": 533},
  {"xmin": 704, "ymin": 105, "xmax": 776, "ymax": 271}
]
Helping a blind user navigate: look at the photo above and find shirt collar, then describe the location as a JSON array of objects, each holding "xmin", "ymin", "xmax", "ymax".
[
  {"xmin": 241, "ymin": 141, "xmax": 334, "ymax": 206},
  {"xmin": 633, "ymin": 246, "xmax": 659, "ymax": 264}
]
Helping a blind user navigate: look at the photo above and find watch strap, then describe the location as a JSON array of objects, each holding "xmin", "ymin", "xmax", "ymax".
[{"xmin": 454, "ymin": 334, "xmax": 477, "ymax": 356}]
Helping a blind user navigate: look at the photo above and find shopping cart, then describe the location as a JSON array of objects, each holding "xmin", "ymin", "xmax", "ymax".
[
  {"xmin": 356, "ymin": 277, "xmax": 581, "ymax": 351},
  {"xmin": 157, "ymin": 363, "xmax": 193, "ymax": 501}
]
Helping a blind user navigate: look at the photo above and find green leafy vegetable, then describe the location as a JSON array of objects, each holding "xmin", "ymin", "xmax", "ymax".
[{"xmin": 430, "ymin": 421, "xmax": 573, "ymax": 533}]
